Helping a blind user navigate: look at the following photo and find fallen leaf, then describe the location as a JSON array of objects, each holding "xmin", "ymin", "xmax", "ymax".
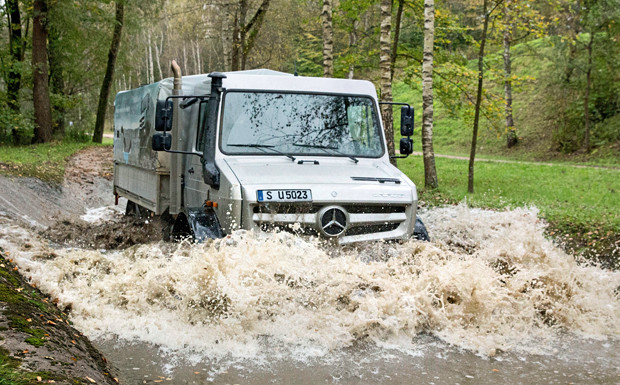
[
  {"xmin": 37, "ymin": 377, "xmax": 42, "ymax": 382},
  {"xmin": 71, "ymin": 340, "xmax": 76, "ymax": 344},
  {"xmin": 492, "ymin": 368, "xmax": 500, "ymax": 372},
  {"xmin": 47, "ymin": 320, "xmax": 56, "ymax": 325},
  {"xmin": 26, "ymin": 318, "xmax": 32, "ymax": 322},
  {"xmin": 22, "ymin": 350, "xmax": 29, "ymax": 354},
  {"xmin": 85, "ymin": 376, "xmax": 96, "ymax": 383},
  {"xmin": 16, "ymin": 287, "xmax": 23, "ymax": 292},
  {"xmin": 194, "ymin": 372, "xmax": 200, "ymax": 374}
]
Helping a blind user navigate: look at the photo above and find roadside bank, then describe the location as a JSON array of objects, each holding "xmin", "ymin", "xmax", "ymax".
[{"xmin": 0, "ymin": 251, "xmax": 118, "ymax": 384}]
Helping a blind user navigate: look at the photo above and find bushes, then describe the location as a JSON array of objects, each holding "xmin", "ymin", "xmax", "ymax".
[{"xmin": 0, "ymin": 108, "xmax": 33, "ymax": 145}]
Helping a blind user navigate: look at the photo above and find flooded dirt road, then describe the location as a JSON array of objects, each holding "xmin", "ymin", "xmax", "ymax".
[{"xmin": 0, "ymin": 147, "xmax": 618, "ymax": 384}]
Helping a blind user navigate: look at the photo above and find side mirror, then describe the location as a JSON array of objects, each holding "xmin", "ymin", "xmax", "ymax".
[
  {"xmin": 400, "ymin": 105, "xmax": 414, "ymax": 136},
  {"xmin": 399, "ymin": 137, "xmax": 413, "ymax": 155},
  {"xmin": 152, "ymin": 132, "xmax": 171, "ymax": 151},
  {"xmin": 155, "ymin": 99, "xmax": 173, "ymax": 131}
]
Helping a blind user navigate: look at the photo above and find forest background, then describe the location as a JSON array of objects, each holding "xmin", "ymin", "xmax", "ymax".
[
  {"xmin": 1, "ymin": 0, "xmax": 618, "ymax": 160},
  {"xmin": 0, "ymin": 0, "xmax": 618, "ymax": 259}
]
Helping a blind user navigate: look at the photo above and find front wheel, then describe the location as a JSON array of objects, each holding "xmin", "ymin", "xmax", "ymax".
[{"xmin": 413, "ymin": 215, "xmax": 430, "ymax": 241}]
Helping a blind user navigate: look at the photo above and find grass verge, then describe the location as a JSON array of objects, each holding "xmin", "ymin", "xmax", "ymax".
[
  {"xmin": 400, "ymin": 155, "xmax": 620, "ymax": 268},
  {"xmin": 0, "ymin": 140, "xmax": 112, "ymax": 184}
]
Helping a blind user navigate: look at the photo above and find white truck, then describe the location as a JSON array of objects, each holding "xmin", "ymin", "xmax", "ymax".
[{"xmin": 113, "ymin": 64, "xmax": 428, "ymax": 243}]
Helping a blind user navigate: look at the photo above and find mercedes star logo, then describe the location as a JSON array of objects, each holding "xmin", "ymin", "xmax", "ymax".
[{"xmin": 318, "ymin": 206, "xmax": 348, "ymax": 237}]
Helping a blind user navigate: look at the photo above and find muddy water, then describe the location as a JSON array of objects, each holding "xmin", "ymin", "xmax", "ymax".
[{"xmin": 1, "ymin": 205, "xmax": 618, "ymax": 384}]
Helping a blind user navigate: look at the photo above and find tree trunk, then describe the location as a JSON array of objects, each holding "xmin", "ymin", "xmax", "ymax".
[
  {"xmin": 321, "ymin": 0, "xmax": 334, "ymax": 77},
  {"xmin": 379, "ymin": 0, "xmax": 395, "ymax": 166},
  {"xmin": 196, "ymin": 41, "xmax": 202, "ymax": 73},
  {"xmin": 241, "ymin": 0, "xmax": 270, "ymax": 69},
  {"xmin": 32, "ymin": 0, "xmax": 53, "ymax": 144},
  {"xmin": 583, "ymin": 32, "xmax": 594, "ymax": 152},
  {"xmin": 6, "ymin": 0, "xmax": 22, "ymax": 113},
  {"xmin": 231, "ymin": 7, "xmax": 241, "ymax": 71},
  {"xmin": 154, "ymin": 32, "xmax": 163, "ymax": 81},
  {"xmin": 391, "ymin": 0, "xmax": 404, "ymax": 82},
  {"xmin": 503, "ymin": 1, "xmax": 517, "ymax": 148},
  {"xmin": 238, "ymin": 0, "xmax": 248, "ymax": 69},
  {"xmin": 348, "ymin": 24, "xmax": 357, "ymax": 79},
  {"xmin": 468, "ymin": 0, "xmax": 490, "ymax": 194},
  {"xmin": 93, "ymin": 1, "xmax": 124, "ymax": 144},
  {"xmin": 182, "ymin": 43, "xmax": 188, "ymax": 75},
  {"xmin": 147, "ymin": 32, "xmax": 154, "ymax": 83},
  {"xmin": 422, "ymin": 0, "xmax": 438, "ymax": 189}
]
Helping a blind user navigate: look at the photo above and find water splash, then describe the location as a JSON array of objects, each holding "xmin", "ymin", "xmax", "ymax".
[{"xmin": 2, "ymin": 205, "xmax": 618, "ymax": 360}]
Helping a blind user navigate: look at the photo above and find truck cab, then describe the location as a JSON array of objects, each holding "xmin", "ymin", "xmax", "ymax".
[{"xmin": 113, "ymin": 68, "xmax": 428, "ymax": 244}]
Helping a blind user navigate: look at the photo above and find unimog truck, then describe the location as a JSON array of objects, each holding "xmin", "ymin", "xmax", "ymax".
[{"xmin": 113, "ymin": 63, "xmax": 428, "ymax": 243}]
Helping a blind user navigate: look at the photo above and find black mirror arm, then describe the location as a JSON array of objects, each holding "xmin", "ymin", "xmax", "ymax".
[
  {"xmin": 379, "ymin": 101, "xmax": 414, "ymax": 159},
  {"xmin": 157, "ymin": 95, "xmax": 209, "ymax": 157}
]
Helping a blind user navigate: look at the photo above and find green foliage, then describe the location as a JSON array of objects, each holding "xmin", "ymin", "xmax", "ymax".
[
  {"xmin": 0, "ymin": 109, "xmax": 33, "ymax": 145},
  {"xmin": 400, "ymin": 155, "xmax": 620, "ymax": 230},
  {"xmin": 294, "ymin": 33, "xmax": 323, "ymax": 77}
]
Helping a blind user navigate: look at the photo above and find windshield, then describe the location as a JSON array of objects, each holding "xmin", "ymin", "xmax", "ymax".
[{"xmin": 220, "ymin": 91, "xmax": 384, "ymax": 158}]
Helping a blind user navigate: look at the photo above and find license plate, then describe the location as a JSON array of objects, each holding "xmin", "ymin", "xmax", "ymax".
[{"xmin": 257, "ymin": 189, "xmax": 312, "ymax": 202}]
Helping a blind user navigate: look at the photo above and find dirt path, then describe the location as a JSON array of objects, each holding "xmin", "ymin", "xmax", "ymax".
[
  {"xmin": 412, "ymin": 151, "xmax": 620, "ymax": 170},
  {"xmin": 0, "ymin": 147, "xmax": 116, "ymax": 228}
]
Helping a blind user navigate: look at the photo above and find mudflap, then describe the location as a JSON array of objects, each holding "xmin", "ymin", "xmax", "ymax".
[
  {"xmin": 186, "ymin": 208, "xmax": 225, "ymax": 241},
  {"xmin": 413, "ymin": 215, "xmax": 430, "ymax": 241}
]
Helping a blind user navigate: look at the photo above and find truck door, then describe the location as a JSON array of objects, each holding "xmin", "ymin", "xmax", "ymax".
[{"xmin": 184, "ymin": 100, "xmax": 209, "ymax": 208}]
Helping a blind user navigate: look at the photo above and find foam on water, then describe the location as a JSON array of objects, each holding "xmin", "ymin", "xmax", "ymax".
[{"xmin": 1, "ymin": 205, "xmax": 618, "ymax": 360}]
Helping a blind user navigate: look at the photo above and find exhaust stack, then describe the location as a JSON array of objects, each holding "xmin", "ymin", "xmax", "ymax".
[{"xmin": 169, "ymin": 60, "xmax": 182, "ymax": 215}]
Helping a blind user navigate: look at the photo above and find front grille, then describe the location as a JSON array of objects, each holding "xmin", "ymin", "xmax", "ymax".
[
  {"xmin": 345, "ymin": 223, "xmax": 401, "ymax": 236},
  {"xmin": 253, "ymin": 203, "xmax": 320, "ymax": 214},
  {"xmin": 252, "ymin": 203, "xmax": 409, "ymax": 239},
  {"xmin": 343, "ymin": 205, "xmax": 406, "ymax": 214}
]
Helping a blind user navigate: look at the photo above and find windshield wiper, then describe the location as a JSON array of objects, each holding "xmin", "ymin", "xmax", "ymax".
[
  {"xmin": 293, "ymin": 143, "xmax": 359, "ymax": 164},
  {"xmin": 228, "ymin": 144, "xmax": 296, "ymax": 162}
]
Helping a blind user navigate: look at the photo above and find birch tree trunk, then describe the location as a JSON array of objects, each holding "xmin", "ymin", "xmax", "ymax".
[
  {"xmin": 93, "ymin": 1, "xmax": 124, "ymax": 143},
  {"xmin": 191, "ymin": 41, "xmax": 198, "ymax": 74},
  {"xmin": 147, "ymin": 33, "xmax": 154, "ymax": 83},
  {"xmin": 583, "ymin": 32, "xmax": 594, "ymax": 152},
  {"xmin": 154, "ymin": 32, "xmax": 163, "ymax": 81},
  {"xmin": 32, "ymin": 0, "xmax": 53, "ymax": 144},
  {"xmin": 391, "ymin": 0, "xmax": 404, "ymax": 82},
  {"xmin": 467, "ymin": 0, "xmax": 490, "ymax": 193},
  {"xmin": 503, "ymin": 1, "xmax": 518, "ymax": 148},
  {"xmin": 196, "ymin": 41, "xmax": 202, "ymax": 73},
  {"xmin": 379, "ymin": 0, "xmax": 395, "ymax": 166},
  {"xmin": 348, "ymin": 24, "xmax": 357, "ymax": 79},
  {"xmin": 182, "ymin": 43, "xmax": 188, "ymax": 75},
  {"xmin": 422, "ymin": 0, "xmax": 438, "ymax": 188},
  {"xmin": 321, "ymin": 0, "xmax": 334, "ymax": 77}
]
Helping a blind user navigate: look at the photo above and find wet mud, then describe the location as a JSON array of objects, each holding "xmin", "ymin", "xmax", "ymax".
[{"xmin": 43, "ymin": 215, "xmax": 168, "ymax": 250}]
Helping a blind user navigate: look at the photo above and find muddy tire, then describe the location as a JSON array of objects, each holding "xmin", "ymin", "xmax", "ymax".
[
  {"xmin": 125, "ymin": 200, "xmax": 149, "ymax": 219},
  {"xmin": 170, "ymin": 213, "xmax": 192, "ymax": 241},
  {"xmin": 413, "ymin": 215, "xmax": 430, "ymax": 241}
]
